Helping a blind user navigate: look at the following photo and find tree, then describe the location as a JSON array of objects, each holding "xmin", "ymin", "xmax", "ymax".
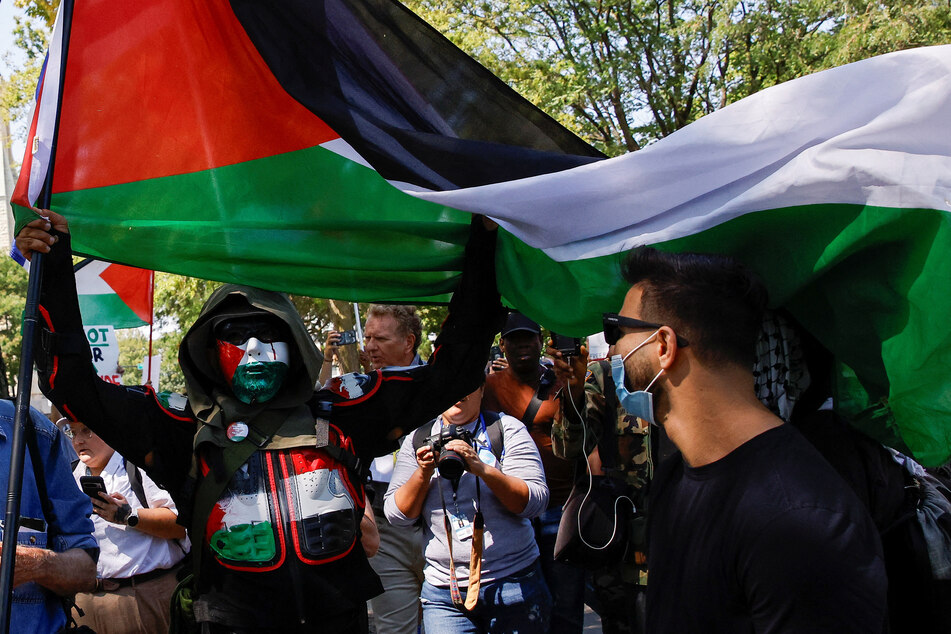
[
  {"xmin": 1, "ymin": 0, "xmax": 57, "ymax": 135},
  {"xmin": 405, "ymin": 0, "xmax": 951, "ymax": 154},
  {"xmin": 0, "ymin": 257, "xmax": 28, "ymax": 397}
]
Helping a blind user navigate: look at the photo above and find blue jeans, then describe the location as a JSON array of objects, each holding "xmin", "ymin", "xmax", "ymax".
[
  {"xmin": 420, "ymin": 560, "xmax": 552, "ymax": 633},
  {"xmin": 535, "ymin": 507, "xmax": 586, "ymax": 634}
]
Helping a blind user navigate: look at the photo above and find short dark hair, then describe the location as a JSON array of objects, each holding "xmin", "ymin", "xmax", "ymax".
[
  {"xmin": 621, "ymin": 248, "xmax": 768, "ymax": 368},
  {"xmin": 367, "ymin": 305, "xmax": 423, "ymax": 353}
]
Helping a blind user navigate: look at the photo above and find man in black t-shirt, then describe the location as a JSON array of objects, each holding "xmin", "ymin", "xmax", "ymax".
[{"xmin": 604, "ymin": 247, "xmax": 886, "ymax": 633}]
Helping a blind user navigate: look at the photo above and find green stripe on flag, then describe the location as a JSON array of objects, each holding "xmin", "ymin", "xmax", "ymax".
[
  {"xmin": 78, "ymin": 294, "xmax": 148, "ymax": 329},
  {"xmin": 41, "ymin": 145, "xmax": 473, "ymax": 303},
  {"xmin": 499, "ymin": 204, "xmax": 951, "ymax": 466}
]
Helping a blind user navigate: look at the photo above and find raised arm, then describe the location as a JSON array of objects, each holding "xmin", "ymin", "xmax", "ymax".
[
  {"xmin": 16, "ymin": 211, "xmax": 195, "ymax": 496},
  {"xmin": 325, "ymin": 217, "xmax": 507, "ymax": 458}
]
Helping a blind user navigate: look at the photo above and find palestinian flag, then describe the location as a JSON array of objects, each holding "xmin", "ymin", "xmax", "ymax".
[
  {"xmin": 74, "ymin": 259, "xmax": 153, "ymax": 329},
  {"xmin": 10, "ymin": 1, "xmax": 951, "ymax": 465},
  {"xmin": 417, "ymin": 45, "xmax": 951, "ymax": 465},
  {"xmin": 12, "ymin": 0, "xmax": 600, "ymax": 302}
]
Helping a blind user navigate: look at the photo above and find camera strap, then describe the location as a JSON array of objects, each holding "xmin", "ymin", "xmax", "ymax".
[{"xmin": 437, "ymin": 474, "xmax": 484, "ymax": 612}]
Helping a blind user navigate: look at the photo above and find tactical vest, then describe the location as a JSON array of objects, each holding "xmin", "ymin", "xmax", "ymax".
[{"xmin": 200, "ymin": 423, "xmax": 364, "ymax": 571}]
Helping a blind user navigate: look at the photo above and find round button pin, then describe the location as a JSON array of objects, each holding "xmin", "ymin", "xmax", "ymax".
[{"xmin": 226, "ymin": 422, "xmax": 249, "ymax": 443}]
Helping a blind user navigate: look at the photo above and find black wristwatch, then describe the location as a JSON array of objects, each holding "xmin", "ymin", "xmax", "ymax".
[{"xmin": 115, "ymin": 503, "xmax": 137, "ymax": 527}]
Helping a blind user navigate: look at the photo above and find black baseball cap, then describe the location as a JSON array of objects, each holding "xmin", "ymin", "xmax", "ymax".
[{"xmin": 501, "ymin": 312, "xmax": 541, "ymax": 338}]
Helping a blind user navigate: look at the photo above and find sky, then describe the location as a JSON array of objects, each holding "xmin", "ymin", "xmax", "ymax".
[
  {"xmin": 1, "ymin": 1, "xmax": 33, "ymax": 161},
  {"xmin": 0, "ymin": 1, "xmax": 27, "ymax": 82}
]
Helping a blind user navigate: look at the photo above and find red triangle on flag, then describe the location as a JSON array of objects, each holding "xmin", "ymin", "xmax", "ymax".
[{"xmin": 99, "ymin": 263, "xmax": 153, "ymax": 325}]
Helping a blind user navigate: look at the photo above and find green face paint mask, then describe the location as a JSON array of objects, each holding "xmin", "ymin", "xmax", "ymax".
[{"xmin": 230, "ymin": 361, "xmax": 289, "ymax": 405}]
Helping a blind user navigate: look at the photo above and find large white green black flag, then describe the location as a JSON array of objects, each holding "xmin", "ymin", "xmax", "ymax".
[{"xmin": 416, "ymin": 45, "xmax": 951, "ymax": 464}]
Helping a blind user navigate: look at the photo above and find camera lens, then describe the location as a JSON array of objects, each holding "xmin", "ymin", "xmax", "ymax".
[{"xmin": 437, "ymin": 449, "xmax": 467, "ymax": 481}]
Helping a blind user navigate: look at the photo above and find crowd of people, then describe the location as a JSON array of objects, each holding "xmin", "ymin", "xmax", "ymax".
[{"xmin": 5, "ymin": 208, "xmax": 947, "ymax": 633}]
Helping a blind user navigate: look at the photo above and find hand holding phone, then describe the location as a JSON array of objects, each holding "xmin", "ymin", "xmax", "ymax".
[
  {"xmin": 79, "ymin": 475, "xmax": 107, "ymax": 500},
  {"xmin": 551, "ymin": 333, "xmax": 582, "ymax": 357},
  {"xmin": 337, "ymin": 330, "xmax": 358, "ymax": 345}
]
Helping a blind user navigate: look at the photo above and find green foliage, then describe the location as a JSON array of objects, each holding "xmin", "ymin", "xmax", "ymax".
[
  {"xmin": 0, "ymin": 257, "xmax": 29, "ymax": 397},
  {"xmin": 406, "ymin": 0, "xmax": 951, "ymax": 153},
  {"xmin": 416, "ymin": 304, "xmax": 450, "ymax": 359},
  {"xmin": 11, "ymin": 0, "xmax": 57, "ymax": 60}
]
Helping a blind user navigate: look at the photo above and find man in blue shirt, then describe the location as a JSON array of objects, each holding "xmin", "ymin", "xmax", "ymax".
[{"xmin": 0, "ymin": 400, "xmax": 98, "ymax": 633}]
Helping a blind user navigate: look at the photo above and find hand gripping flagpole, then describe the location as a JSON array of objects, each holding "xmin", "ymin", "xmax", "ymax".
[{"xmin": 0, "ymin": 1, "xmax": 74, "ymax": 630}]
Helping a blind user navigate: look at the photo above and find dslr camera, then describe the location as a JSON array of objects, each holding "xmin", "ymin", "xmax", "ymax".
[{"xmin": 426, "ymin": 424, "xmax": 476, "ymax": 481}]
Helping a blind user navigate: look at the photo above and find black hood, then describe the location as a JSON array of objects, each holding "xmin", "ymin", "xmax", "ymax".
[{"xmin": 179, "ymin": 284, "xmax": 322, "ymax": 427}]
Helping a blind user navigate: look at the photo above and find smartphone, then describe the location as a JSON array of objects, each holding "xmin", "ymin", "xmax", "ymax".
[
  {"xmin": 79, "ymin": 475, "xmax": 107, "ymax": 499},
  {"xmin": 489, "ymin": 345, "xmax": 503, "ymax": 362},
  {"xmin": 551, "ymin": 333, "xmax": 582, "ymax": 357},
  {"xmin": 337, "ymin": 329, "xmax": 358, "ymax": 345}
]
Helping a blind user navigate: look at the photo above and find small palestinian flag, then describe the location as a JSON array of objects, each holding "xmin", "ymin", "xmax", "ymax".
[{"xmin": 74, "ymin": 259, "xmax": 153, "ymax": 329}]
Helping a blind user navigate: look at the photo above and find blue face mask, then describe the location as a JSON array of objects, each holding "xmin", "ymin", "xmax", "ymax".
[{"xmin": 611, "ymin": 330, "xmax": 664, "ymax": 425}]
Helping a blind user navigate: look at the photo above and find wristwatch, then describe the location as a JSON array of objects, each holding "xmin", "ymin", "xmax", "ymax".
[{"xmin": 126, "ymin": 511, "xmax": 139, "ymax": 528}]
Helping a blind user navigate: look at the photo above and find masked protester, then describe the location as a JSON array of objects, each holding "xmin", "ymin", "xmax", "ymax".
[{"xmin": 16, "ymin": 211, "xmax": 505, "ymax": 634}]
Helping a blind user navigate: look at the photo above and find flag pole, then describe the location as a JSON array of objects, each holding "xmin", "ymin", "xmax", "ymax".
[
  {"xmin": 146, "ymin": 270, "xmax": 155, "ymax": 386},
  {"xmin": 353, "ymin": 303, "xmax": 364, "ymax": 350},
  {"xmin": 0, "ymin": 1, "xmax": 75, "ymax": 630}
]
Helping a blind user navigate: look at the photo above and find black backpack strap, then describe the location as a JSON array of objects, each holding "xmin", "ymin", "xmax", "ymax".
[
  {"xmin": 521, "ymin": 368, "xmax": 556, "ymax": 426},
  {"xmin": 323, "ymin": 444, "xmax": 368, "ymax": 485},
  {"xmin": 413, "ymin": 422, "xmax": 434, "ymax": 452},
  {"xmin": 483, "ymin": 411, "xmax": 505, "ymax": 464},
  {"xmin": 124, "ymin": 459, "xmax": 150, "ymax": 509},
  {"xmin": 520, "ymin": 395, "xmax": 544, "ymax": 426}
]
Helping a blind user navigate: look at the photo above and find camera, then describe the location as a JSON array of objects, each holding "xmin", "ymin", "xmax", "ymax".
[
  {"xmin": 336, "ymin": 329, "xmax": 358, "ymax": 345},
  {"xmin": 426, "ymin": 424, "xmax": 476, "ymax": 481},
  {"xmin": 551, "ymin": 333, "xmax": 582, "ymax": 357}
]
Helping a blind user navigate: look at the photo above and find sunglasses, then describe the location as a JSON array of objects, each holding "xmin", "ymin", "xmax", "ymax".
[
  {"xmin": 602, "ymin": 313, "xmax": 689, "ymax": 347},
  {"xmin": 215, "ymin": 317, "xmax": 289, "ymax": 346}
]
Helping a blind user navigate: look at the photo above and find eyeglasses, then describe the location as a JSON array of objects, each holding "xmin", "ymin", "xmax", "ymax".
[
  {"xmin": 64, "ymin": 426, "xmax": 95, "ymax": 440},
  {"xmin": 215, "ymin": 317, "xmax": 289, "ymax": 346},
  {"xmin": 602, "ymin": 313, "xmax": 689, "ymax": 347}
]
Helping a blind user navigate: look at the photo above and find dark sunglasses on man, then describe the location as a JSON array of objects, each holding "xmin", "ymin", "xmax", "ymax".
[
  {"xmin": 602, "ymin": 313, "xmax": 689, "ymax": 347},
  {"xmin": 215, "ymin": 315, "xmax": 290, "ymax": 346}
]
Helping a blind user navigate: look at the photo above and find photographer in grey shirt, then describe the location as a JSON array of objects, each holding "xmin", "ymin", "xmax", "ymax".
[{"xmin": 385, "ymin": 384, "xmax": 551, "ymax": 633}]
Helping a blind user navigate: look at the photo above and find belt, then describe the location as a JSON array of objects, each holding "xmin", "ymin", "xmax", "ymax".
[{"xmin": 97, "ymin": 565, "xmax": 177, "ymax": 592}]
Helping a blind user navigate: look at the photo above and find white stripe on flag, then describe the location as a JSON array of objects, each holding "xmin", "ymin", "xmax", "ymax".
[
  {"xmin": 26, "ymin": 6, "xmax": 66, "ymax": 207},
  {"xmin": 409, "ymin": 45, "xmax": 951, "ymax": 262},
  {"xmin": 75, "ymin": 261, "xmax": 114, "ymax": 295}
]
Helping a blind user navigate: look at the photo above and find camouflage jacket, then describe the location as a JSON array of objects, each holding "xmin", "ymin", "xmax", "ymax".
[{"xmin": 552, "ymin": 359, "xmax": 652, "ymax": 504}]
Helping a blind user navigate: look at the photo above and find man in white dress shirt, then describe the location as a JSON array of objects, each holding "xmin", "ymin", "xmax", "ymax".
[{"xmin": 68, "ymin": 421, "xmax": 190, "ymax": 633}]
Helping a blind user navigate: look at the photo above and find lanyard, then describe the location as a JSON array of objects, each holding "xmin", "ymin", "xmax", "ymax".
[{"xmin": 435, "ymin": 414, "xmax": 485, "ymax": 611}]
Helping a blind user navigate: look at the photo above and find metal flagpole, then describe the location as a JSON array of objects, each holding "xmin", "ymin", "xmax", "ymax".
[
  {"xmin": 353, "ymin": 303, "xmax": 364, "ymax": 350},
  {"xmin": 0, "ymin": 1, "xmax": 74, "ymax": 630},
  {"xmin": 146, "ymin": 270, "xmax": 155, "ymax": 386}
]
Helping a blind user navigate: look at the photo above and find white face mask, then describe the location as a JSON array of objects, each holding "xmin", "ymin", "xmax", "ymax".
[
  {"xmin": 217, "ymin": 337, "xmax": 291, "ymax": 404},
  {"xmin": 611, "ymin": 330, "xmax": 664, "ymax": 425}
]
